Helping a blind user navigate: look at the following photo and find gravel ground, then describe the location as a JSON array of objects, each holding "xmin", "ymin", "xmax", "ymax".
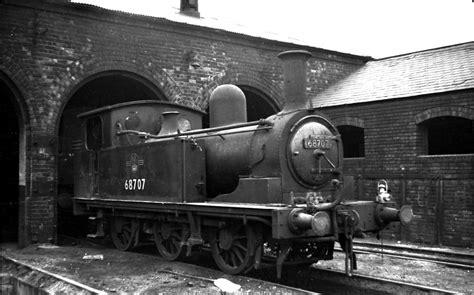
[
  {"xmin": 315, "ymin": 242, "xmax": 474, "ymax": 294},
  {"xmin": 0, "ymin": 242, "xmax": 306, "ymax": 294},
  {"xmin": 1, "ymin": 238, "xmax": 473, "ymax": 294}
]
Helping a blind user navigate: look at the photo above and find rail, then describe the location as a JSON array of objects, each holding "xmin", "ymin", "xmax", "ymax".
[
  {"xmin": 346, "ymin": 241, "xmax": 474, "ymax": 269},
  {"xmin": 1, "ymin": 255, "xmax": 107, "ymax": 295}
]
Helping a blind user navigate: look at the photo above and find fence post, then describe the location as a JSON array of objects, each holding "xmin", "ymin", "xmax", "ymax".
[{"xmin": 435, "ymin": 175, "xmax": 444, "ymax": 246}]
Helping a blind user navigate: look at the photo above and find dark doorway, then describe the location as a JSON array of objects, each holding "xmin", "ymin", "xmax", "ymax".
[
  {"xmin": 0, "ymin": 79, "xmax": 19, "ymax": 243},
  {"xmin": 57, "ymin": 72, "xmax": 165, "ymax": 237}
]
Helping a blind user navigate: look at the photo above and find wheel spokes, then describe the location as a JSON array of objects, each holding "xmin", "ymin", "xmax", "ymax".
[
  {"xmin": 154, "ymin": 223, "xmax": 188, "ymax": 261},
  {"xmin": 111, "ymin": 217, "xmax": 138, "ymax": 251},
  {"xmin": 232, "ymin": 246, "xmax": 245, "ymax": 263},
  {"xmin": 230, "ymin": 251, "xmax": 239, "ymax": 267},
  {"xmin": 211, "ymin": 225, "xmax": 256, "ymax": 275},
  {"xmin": 233, "ymin": 239, "xmax": 247, "ymax": 252}
]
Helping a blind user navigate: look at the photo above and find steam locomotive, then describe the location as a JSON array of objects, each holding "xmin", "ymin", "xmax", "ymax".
[{"xmin": 73, "ymin": 50, "xmax": 412, "ymax": 278}]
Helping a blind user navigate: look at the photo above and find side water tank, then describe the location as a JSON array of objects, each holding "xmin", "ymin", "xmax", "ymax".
[{"xmin": 209, "ymin": 84, "xmax": 247, "ymax": 127}]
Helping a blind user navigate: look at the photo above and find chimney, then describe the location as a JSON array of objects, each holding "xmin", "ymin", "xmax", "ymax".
[
  {"xmin": 278, "ymin": 50, "xmax": 313, "ymax": 111},
  {"xmin": 180, "ymin": 0, "xmax": 200, "ymax": 17}
]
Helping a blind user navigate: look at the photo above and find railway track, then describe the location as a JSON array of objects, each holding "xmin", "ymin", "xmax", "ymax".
[
  {"xmin": 129, "ymin": 240, "xmax": 463, "ymax": 294},
  {"xmin": 3, "ymin": 236, "xmax": 463, "ymax": 294},
  {"xmin": 148, "ymin": 249, "xmax": 462, "ymax": 294},
  {"xmin": 1, "ymin": 239, "xmax": 314, "ymax": 294},
  {"xmin": 1, "ymin": 255, "xmax": 107, "ymax": 295},
  {"xmin": 345, "ymin": 240, "xmax": 474, "ymax": 269},
  {"xmin": 297, "ymin": 267, "xmax": 460, "ymax": 295},
  {"xmin": 2, "ymin": 247, "xmax": 458, "ymax": 295},
  {"xmin": 1, "ymin": 254, "xmax": 314, "ymax": 295},
  {"xmin": 249, "ymin": 255, "xmax": 461, "ymax": 294},
  {"xmin": 82, "ymin": 236, "xmax": 467, "ymax": 293}
]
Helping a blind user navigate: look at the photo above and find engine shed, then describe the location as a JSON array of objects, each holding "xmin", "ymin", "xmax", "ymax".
[{"xmin": 0, "ymin": 0, "xmax": 473, "ymax": 249}]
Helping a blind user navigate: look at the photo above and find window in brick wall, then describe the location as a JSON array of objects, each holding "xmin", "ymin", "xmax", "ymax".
[
  {"xmin": 420, "ymin": 116, "xmax": 474, "ymax": 155},
  {"xmin": 338, "ymin": 125, "xmax": 365, "ymax": 158}
]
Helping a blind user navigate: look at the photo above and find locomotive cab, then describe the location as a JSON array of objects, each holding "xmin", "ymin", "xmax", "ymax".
[{"xmin": 73, "ymin": 101, "xmax": 207, "ymax": 204}]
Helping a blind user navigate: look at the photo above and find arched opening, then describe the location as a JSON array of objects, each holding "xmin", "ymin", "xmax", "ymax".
[
  {"xmin": 239, "ymin": 85, "xmax": 280, "ymax": 121},
  {"xmin": 57, "ymin": 71, "xmax": 166, "ymax": 237},
  {"xmin": 0, "ymin": 75, "xmax": 21, "ymax": 244},
  {"xmin": 202, "ymin": 85, "xmax": 279, "ymax": 128}
]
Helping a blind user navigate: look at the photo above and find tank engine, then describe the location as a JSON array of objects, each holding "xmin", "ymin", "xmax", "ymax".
[{"xmin": 73, "ymin": 50, "xmax": 412, "ymax": 278}]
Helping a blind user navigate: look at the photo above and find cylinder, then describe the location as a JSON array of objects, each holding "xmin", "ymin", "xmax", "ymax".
[
  {"xmin": 278, "ymin": 50, "xmax": 313, "ymax": 110},
  {"xmin": 209, "ymin": 84, "xmax": 247, "ymax": 128}
]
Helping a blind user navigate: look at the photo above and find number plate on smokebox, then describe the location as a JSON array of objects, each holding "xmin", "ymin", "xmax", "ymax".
[{"xmin": 303, "ymin": 137, "xmax": 332, "ymax": 150}]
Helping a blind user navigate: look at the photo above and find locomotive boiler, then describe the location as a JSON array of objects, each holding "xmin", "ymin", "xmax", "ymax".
[{"xmin": 73, "ymin": 50, "xmax": 413, "ymax": 278}]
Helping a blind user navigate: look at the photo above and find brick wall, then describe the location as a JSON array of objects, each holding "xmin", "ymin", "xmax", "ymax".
[
  {"xmin": 0, "ymin": 2, "xmax": 364, "ymax": 244},
  {"xmin": 321, "ymin": 90, "xmax": 474, "ymax": 247}
]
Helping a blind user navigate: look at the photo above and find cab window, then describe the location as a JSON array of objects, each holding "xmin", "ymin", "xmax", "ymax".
[{"xmin": 86, "ymin": 116, "xmax": 103, "ymax": 151}]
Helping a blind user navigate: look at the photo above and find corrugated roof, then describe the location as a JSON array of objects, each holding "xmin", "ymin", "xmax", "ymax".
[{"xmin": 312, "ymin": 42, "xmax": 474, "ymax": 107}]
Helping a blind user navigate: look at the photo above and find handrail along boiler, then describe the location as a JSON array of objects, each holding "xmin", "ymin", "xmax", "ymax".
[{"xmin": 73, "ymin": 50, "xmax": 413, "ymax": 278}]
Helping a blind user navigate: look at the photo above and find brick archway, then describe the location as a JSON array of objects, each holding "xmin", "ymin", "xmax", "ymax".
[
  {"xmin": 58, "ymin": 59, "xmax": 183, "ymax": 112},
  {"xmin": 199, "ymin": 69, "xmax": 283, "ymax": 128},
  {"xmin": 237, "ymin": 84, "xmax": 281, "ymax": 121},
  {"xmin": 54, "ymin": 66, "xmax": 175, "ymax": 237},
  {"xmin": 332, "ymin": 117, "xmax": 365, "ymax": 128},
  {"xmin": 199, "ymin": 69, "xmax": 283, "ymax": 111},
  {"xmin": 415, "ymin": 106, "xmax": 474, "ymax": 124}
]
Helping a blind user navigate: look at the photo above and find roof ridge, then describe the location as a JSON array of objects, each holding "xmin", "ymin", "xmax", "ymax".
[{"xmin": 374, "ymin": 41, "xmax": 474, "ymax": 61}]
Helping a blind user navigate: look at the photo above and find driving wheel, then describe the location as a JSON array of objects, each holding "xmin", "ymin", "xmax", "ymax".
[
  {"xmin": 110, "ymin": 217, "xmax": 139, "ymax": 251},
  {"xmin": 211, "ymin": 224, "xmax": 255, "ymax": 275},
  {"xmin": 154, "ymin": 222, "xmax": 189, "ymax": 261}
]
